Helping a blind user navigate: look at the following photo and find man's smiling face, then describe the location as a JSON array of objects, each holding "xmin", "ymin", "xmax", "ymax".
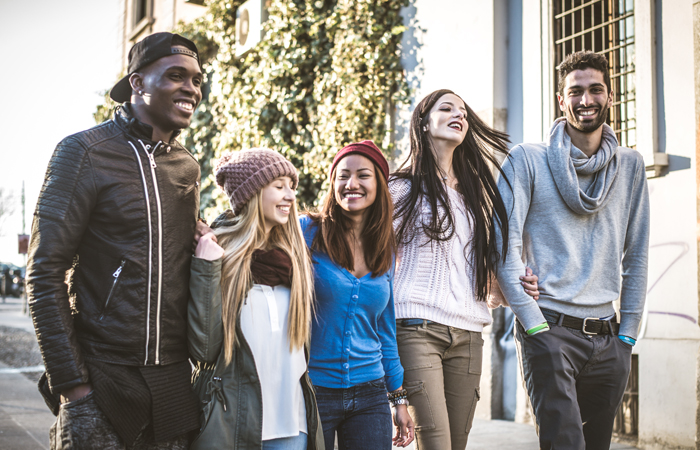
[
  {"xmin": 557, "ymin": 67, "xmax": 613, "ymax": 134},
  {"xmin": 134, "ymin": 46, "xmax": 203, "ymax": 136}
]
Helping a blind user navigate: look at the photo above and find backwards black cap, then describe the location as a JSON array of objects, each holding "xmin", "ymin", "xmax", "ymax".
[{"xmin": 110, "ymin": 32, "xmax": 200, "ymax": 103}]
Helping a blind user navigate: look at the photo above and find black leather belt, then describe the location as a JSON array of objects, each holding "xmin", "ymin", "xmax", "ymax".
[{"xmin": 541, "ymin": 308, "xmax": 619, "ymax": 336}]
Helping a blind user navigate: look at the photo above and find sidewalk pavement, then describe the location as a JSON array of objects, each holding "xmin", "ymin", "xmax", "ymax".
[
  {"xmin": 0, "ymin": 297, "xmax": 639, "ymax": 450},
  {"xmin": 0, "ymin": 297, "xmax": 34, "ymax": 333}
]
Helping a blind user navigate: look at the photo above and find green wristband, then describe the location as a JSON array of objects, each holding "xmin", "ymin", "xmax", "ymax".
[{"xmin": 526, "ymin": 323, "xmax": 550, "ymax": 335}]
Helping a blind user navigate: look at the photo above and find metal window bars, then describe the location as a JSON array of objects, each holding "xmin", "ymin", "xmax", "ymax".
[{"xmin": 553, "ymin": 0, "xmax": 636, "ymax": 149}]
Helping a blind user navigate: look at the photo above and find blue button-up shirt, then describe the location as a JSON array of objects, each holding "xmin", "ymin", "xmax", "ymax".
[{"xmin": 300, "ymin": 216, "xmax": 404, "ymax": 392}]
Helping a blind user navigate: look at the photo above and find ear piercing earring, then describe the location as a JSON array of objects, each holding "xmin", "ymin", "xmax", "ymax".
[
  {"xmin": 422, "ymin": 126, "xmax": 428, "ymax": 132},
  {"xmin": 138, "ymin": 90, "xmax": 143, "ymax": 95}
]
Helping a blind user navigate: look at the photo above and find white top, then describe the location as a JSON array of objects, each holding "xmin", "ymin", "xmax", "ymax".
[
  {"xmin": 240, "ymin": 284, "xmax": 307, "ymax": 440},
  {"xmin": 390, "ymin": 179, "xmax": 492, "ymax": 331}
]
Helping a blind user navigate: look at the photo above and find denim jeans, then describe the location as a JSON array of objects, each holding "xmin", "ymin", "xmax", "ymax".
[
  {"xmin": 263, "ymin": 432, "xmax": 308, "ymax": 450},
  {"xmin": 314, "ymin": 377, "xmax": 392, "ymax": 450},
  {"xmin": 49, "ymin": 392, "xmax": 188, "ymax": 450}
]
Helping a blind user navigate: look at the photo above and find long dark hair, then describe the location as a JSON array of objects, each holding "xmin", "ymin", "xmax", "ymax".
[
  {"xmin": 308, "ymin": 162, "xmax": 396, "ymax": 277},
  {"xmin": 391, "ymin": 89, "xmax": 511, "ymax": 301}
]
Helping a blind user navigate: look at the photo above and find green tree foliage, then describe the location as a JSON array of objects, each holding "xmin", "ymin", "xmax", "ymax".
[{"xmin": 97, "ymin": 0, "xmax": 409, "ymax": 220}]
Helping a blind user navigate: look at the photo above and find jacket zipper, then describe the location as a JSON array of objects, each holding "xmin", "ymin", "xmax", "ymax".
[
  {"xmin": 129, "ymin": 140, "xmax": 154, "ymax": 365},
  {"xmin": 143, "ymin": 140, "xmax": 164, "ymax": 365},
  {"xmin": 99, "ymin": 260, "xmax": 126, "ymax": 320}
]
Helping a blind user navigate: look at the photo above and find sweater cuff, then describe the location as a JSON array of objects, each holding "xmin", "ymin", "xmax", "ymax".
[
  {"xmin": 618, "ymin": 317, "xmax": 641, "ymax": 340},
  {"xmin": 511, "ymin": 300, "xmax": 547, "ymax": 332},
  {"xmin": 385, "ymin": 367, "xmax": 404, "ymax": 393}
]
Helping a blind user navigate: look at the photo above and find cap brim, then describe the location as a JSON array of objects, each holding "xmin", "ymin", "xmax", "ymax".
[{"xmin": 110, "ymin": 74, "xmax": 132, "ymax": 103}]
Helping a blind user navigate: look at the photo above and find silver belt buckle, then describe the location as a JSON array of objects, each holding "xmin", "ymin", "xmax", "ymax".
[{"xmin": 582, "ymin": 317, "xmax": 598, "ymax": 335}]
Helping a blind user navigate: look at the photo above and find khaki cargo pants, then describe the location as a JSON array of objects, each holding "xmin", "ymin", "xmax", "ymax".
[{"xmin": 396, "ymin": 320, "xmax": 483, "ymax": 450}]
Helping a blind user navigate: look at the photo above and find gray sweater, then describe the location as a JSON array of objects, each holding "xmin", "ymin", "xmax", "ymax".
[{"xmin": 495, "ymin": 127, "xmax": 650, "ymax": 339}]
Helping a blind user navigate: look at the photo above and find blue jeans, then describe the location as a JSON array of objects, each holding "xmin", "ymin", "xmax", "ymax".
[
  {"xmin": 314, "ymin": 378, "xmax": 392, "ymax": 450},
  {"xmin": 262, "ymin": 432, "xmax": 308, "ymax": 450}
]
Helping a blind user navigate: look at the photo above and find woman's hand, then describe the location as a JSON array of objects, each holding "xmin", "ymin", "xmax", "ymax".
[
  {"xmin": 520, "ymin": 267, "xmax": 540, "ymax": 300},
  {"xmin": 193, "ymin": 220, "xmax": 215, "ymax": 252},
  {"xmin": 392, "ymin": 403, "xmax": 415, "ymax": 447},
  {"xmin": 194, "ymin": 231, "xmax": 225, "ymax": 261}
]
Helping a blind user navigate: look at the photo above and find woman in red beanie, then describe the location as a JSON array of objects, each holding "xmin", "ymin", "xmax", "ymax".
[
  {"xmin": 390, "ymin": 90, "xmax": 539, "ymax": 450},
  {"xmin": 300, "ymin": 141, "xmax": 414, "ymax": 450}
]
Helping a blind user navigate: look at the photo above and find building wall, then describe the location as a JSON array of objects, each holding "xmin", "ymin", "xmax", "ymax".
[
  {"xmin": 116, "ymin": 0, "xmax": 206, "ymax": 73},
  {"xmin": 636, "ymin": 1, "xmax": 700, "ymax": 448}
]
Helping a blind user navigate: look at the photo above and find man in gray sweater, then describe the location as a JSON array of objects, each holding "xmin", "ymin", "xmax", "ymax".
[{"xmin": 495, "ymin": 51, "xmax": 649, "ymax": 449}]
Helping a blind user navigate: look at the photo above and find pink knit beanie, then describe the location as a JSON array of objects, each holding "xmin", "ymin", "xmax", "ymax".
[{"xmin": 215, "ymin": 148, "xmax": 298, "ymax": 214}]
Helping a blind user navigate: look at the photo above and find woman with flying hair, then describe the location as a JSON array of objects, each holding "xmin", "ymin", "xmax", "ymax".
[
  {"xmin": 390, "ymin": 89, "xmax": 539, "ymax": 450},
  {"xmin": 300, "ymin": 141, "xmax": 414, "ymax": 450},
  {"xmin": 187, "ymin": 149, "xmax": 324, "ymax": 450}
]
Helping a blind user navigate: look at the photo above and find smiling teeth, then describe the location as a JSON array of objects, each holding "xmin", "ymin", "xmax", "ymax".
[
  {"xmin": 176, "ymin": 102, "xmax": 193, "ymax": 111},
  {"xmin": 449, "ymin": 123, "xmax": 462, "ymax": 130},
  {"xmin": 345, "ymin": 193, "xmax": 363, "ymax": 198},
  {"xmin": 278, "ymin": 206, "xmax": 290, "ymax": 213},
  {"xmin": 579, "ymin": 110, "xmax": 595, "ymax": 116}
]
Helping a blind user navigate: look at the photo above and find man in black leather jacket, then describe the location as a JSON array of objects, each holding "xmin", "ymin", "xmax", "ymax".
[{"xmin": 27, "ymin": 33, "xmax": 205, "ymax": 449}]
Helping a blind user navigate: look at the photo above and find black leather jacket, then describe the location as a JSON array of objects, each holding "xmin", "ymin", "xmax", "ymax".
[{"xmin": 27, "ymin": 105, "xmax": 200, "ymax": 394}]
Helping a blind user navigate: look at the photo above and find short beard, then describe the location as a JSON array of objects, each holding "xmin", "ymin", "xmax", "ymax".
[{"xmin": 566, "ymin": 100, "xmax": 610, "ymax": 133}]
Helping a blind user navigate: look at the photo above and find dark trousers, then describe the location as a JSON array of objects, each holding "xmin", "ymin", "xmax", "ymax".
[
  {"xmin": 514, "ymin": 319, "xmax": 632, "ymax": 450},
  {"xmin": 314, "ymin": 378, "xmax": 392, "ymax": 450},
  {"xmin": 50, "ymin": 392, "xmax": 188, "ymax": 450}
]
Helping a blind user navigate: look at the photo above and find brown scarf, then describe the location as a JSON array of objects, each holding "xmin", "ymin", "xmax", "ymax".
[{"xmin": 251, "ymin": 248, "xmax": 293, "ymax": 287}]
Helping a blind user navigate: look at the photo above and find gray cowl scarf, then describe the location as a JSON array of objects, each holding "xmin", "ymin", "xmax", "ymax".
[{"xmin": 547, "ymin": 117, "xmax": 620, "ymax": 215}]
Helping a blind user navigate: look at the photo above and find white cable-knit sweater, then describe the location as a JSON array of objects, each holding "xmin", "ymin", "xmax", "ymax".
[{"xmin": 390, "ymin": 179, "xmax": 492, "ymax": 331}]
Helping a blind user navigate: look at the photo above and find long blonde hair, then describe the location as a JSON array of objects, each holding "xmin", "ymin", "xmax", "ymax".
[{"xmin": 214, "ymin": 190, "xmax": 314, "ymax": 363}]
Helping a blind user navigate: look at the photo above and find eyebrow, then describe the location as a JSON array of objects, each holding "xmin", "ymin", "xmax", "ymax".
[
  {"xmin": 166, "ymin": 66, "xmax": 203, "ymax": 77},
  {"xmin": 339, "ymin": 167, "xmax": 373, "ymax": 172},
  {"xmin": 567, "ymin": 82, "xmax": 605, "ymax": 90},
  {"xmin": 439, "ymin": 101, "xmax": 467, "ymax": 111}
]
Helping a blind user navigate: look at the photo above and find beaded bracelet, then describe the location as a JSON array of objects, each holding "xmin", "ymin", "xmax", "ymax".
[{"xmin": 388, "ymin": 388, "xmax": 408, "ymax": 407}]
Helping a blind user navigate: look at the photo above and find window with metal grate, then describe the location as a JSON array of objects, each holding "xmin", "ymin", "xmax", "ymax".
[{"xmin": 553, "ymin": 0, "xmax": 636, "ymax": 149}]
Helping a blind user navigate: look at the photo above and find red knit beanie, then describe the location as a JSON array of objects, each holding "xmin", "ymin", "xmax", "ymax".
[
  {"xmin": 330, "ymin": 140, "xmax": 389, "ymax": 180},
  {"xmin": 215, "ymin": 148, "xmax": 298, "ymax": 214}
]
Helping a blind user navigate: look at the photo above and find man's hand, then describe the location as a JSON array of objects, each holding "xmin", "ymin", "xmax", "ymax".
[
  {"xmin": 392, "ymin": 404, "xmax": 415, "ymax": 447},
  {"xmin": 60, "ymin": 383, "xmax": 92, "ymax": 404},
  {"xmin": 520, "ymin": 267, "xmax": 540, "ymax": 300},
  {"xmin": 193, "ymin": 220, "xmax": 214, "ymax": 253},
  {"xmin": 195, "ymin": 232, "xmax": 225, "ymax": 261}
]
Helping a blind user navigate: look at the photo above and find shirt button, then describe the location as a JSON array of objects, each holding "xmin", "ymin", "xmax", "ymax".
[
  {"xmin": 345, "ymin": 331, "xmax": 351, "ymax": 336},
  {"xmin": 343, "ymin": 363, "xmax": 349, "ymax": 369},
  {"xmin": 345, "ymin": 348, "xmax": 350, "ymax": 353},
  {"xmin": 352, "ymin": 295, "xmax": 358, "ymax": 299}
]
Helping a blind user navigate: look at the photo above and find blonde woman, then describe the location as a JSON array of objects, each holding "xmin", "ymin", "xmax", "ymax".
[{"xmin": 187, "ymin": 149, "xmax": 324, "ymax": 450}]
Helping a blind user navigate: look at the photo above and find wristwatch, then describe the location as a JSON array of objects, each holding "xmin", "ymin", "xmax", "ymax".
[{"xmin": 391, "ymin": 398, "xmax": 409, "ymax": 407}]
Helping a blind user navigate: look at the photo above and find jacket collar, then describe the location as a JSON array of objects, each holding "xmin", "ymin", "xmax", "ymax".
[{"xmin": 114, "ymin": 103, "xmax": 182, "ymax": 144}]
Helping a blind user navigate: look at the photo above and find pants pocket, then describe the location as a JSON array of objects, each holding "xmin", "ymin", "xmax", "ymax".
[
  {"xmin": 404, "ymin": 380, "xmax": 436, "ymax": 431},
  {"xmin": 396, "ymin": 325, "xmax": 432, "ymax": 370},
  {"xmin": 468, "ymin": 332, "xmax": 484, "ymax": 375},
  {"xmin": 465, "ymin": 387, "xmax": 480, "ymax": 433}
]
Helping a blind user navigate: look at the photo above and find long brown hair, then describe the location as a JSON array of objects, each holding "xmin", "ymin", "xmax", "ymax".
[
  {"xmin": 308, "ymin": 162, "xmax": 395, "ymax": 277},
  {"xmin": 391, "ymin": 89, "xmax": 511, "ymax": 301},
  {"xmin": 214, "ymin": 191, "xmax": 314, "ymax": 363}
]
